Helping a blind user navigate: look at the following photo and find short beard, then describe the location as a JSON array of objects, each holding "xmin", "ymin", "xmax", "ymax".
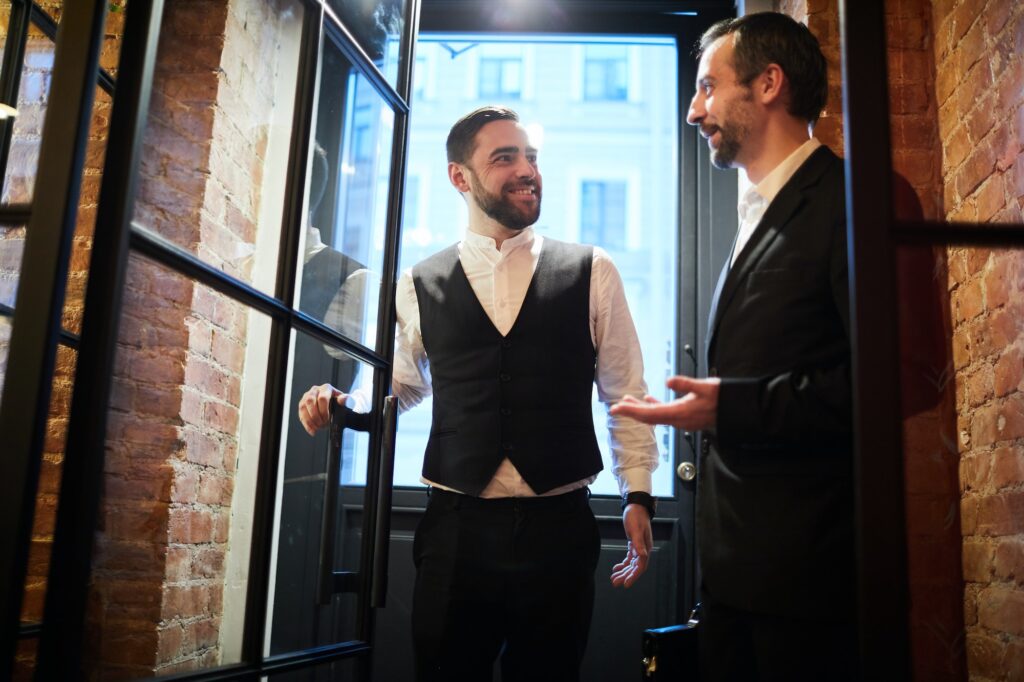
[
  {"xmin": 468, "ymin": 171, "xmax": 541, "ymax": 230},
  {"xmin": 708, "ymin": 87, "xmax": 754, "ymax": 170}
]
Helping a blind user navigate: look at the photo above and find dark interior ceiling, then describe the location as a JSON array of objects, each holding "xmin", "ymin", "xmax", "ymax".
[{"xmin": 419, "ymin": 0, "xmax": 737, "ymax": 33}]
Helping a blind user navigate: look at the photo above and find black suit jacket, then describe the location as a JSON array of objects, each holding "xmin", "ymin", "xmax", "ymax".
[{"xmin": 698, "ymin": 145, "xmax": 855, "ymax": 622}]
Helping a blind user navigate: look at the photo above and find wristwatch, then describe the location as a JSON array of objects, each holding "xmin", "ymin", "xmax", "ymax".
[{"xmin": 621, "ymin": 491, "xmax": 657, "ymax": 518}]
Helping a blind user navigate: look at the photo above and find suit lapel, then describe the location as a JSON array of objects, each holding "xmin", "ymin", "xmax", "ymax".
[{"xmin": 706, "ymin": 146, "xmax": 836, "ymax": 355}]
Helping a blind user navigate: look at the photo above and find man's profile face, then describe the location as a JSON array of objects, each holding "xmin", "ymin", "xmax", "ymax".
[
  {"xmin": 687, "ymin": 35, "xmax": 758, "ymax": 170},
  {"xmin": 462, "ymin": 119, "xmax": 542, "ymax": 230}
]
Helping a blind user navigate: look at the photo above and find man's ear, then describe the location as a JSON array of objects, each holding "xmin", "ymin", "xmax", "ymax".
[
  {"xmin": 756, "ymin": 63, "xmax": 786, "ymax": 106},
  {"xmin": 448, "ymin": 162, "xmax": 471, "ymax": 193}
]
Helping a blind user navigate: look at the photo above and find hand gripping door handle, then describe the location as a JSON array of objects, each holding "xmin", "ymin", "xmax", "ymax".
[
  {"xmin": 316, "ymin": 398, "xmax": 372, "ymax": 606},
  {"xmin": 370, "ymin": 395, "xmax": 398, "ymax": 608}
]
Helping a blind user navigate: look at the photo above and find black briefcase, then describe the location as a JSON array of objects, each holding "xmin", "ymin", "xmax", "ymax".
[{"xmin": 641, "ymin": 606, "xmax": 700, "ymax": 681}]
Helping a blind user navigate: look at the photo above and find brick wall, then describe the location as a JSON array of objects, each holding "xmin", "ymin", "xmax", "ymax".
[
  {"xmin": 775, "ymin": 1, "xmax": 966, "ymax": 678},
  {"xmin": 934, "ymin": 0, "xmax": 1024, "ymax": 678}
]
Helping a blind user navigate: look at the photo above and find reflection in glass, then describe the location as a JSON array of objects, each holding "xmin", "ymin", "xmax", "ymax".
[
  {"xmin": 267, "ymin": 328, "xmax": 373, "ymax": 655},
  {"xmin": 326, "ymin": 0, "xmax": 406, "ymax": 89},
  {"xmin": 297, "ymin": 36, "xmax": 395, "ymax": 351},
  {"xmin": 2, "ymin": 36, "xmax": 52, "ymax": 203},
  {"xmin": 132, "ymin": 0, "xmax": 303, "ymax": 295},
  {"xmin": 86, "ymin": 254, "xmax": 267, "ymax": 676},
  {"xmin": 395, "ymin": 35, "xmax": 679, "ymax": 496}
]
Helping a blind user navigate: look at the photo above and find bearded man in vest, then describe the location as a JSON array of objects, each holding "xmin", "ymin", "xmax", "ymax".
[{"xmin": 298, "ymin": 106, "xmax": 658, "ymax": 682}]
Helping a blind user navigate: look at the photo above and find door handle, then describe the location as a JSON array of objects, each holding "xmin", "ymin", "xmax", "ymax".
[
  {"xmin": 316, "ymin": 398, "xmax": 372, "ymax": 605},
  {"xmin": 370, "ymin": 395, "xmax": 398, "ymax": 608}
]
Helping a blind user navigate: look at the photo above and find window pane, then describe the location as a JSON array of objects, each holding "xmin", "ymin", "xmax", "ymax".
[
  {"xmin": 267, "ymin": 328, "xmax": 377, "ymax": 654},
  {"xmin": 132, "ymin": 0, "xmax": 303, "ymax": 297},
  {"xmin": 85, "ymin": 254, "xmax": 268, "ymax": 677},
  {"xmin": 2, "ymin": 27, "xmax": 53, "ymax": 203},
  {"xmin": 297, "ymin": 36, "xmax": 395, "ymax": 352},
  {"xmin": 400, "ymin": 35, "xmax": 678, "ymax": 497},
  {"xmin": 326, "ymin": 0, "xmax": 407, "ymax": 90}
]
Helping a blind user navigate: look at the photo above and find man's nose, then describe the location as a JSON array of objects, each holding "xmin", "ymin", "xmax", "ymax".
[
  {"xmin": 515, "ymin": 157, "xmax": 536, "ymax": 178},
  {"xmin": 686, "ymin": 95, "xmax": 703, "ymax": 126}
]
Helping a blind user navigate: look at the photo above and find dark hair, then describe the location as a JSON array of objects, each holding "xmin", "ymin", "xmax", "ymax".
[
  {"xmin": 697, "ymin": 12, "xmax": 828, "ymax": 124},
  {"xmin": 446, "ymin": 105, "xmax": 520, "ymax": 164}
]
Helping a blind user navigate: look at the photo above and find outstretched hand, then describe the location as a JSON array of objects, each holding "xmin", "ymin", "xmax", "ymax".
[
  {"xmin": 611, "ymin": 504, "xmax": 653, "ymax": 588},
  {"xmin": 609, "ymin": 376, "xmax": 721, "ymax": 431},
  {"xmin": 297, "ymin": 383, "xmax": 347, "ymax": 436}
]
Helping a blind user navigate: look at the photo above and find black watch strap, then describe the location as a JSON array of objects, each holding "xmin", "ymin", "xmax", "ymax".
[{"xmin": 622, "ymin": 491, "xmax": 656, "ymax": 518}]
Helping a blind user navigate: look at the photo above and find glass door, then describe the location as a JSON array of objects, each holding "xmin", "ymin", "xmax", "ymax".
[{"xmin": 0, "ymin": 0, "xmax": 419, "ymax": 679}]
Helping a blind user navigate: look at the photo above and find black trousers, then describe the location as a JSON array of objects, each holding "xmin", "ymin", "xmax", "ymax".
[
  {"xmin": 698, "ymin": 591, "xmax": 858, "ymax": 681},
  {"xmin": 411, "ymin": 487, "xmax": 600, "ymax": 682}
]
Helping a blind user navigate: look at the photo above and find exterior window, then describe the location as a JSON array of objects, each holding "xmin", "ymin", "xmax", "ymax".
[
  {"xmin": 581, "ymin": 180, "xmax": 627, "ymax": 251},
  {"xmin": 413, "ymin": 54, "xmax": 428, "ymax": 100},
  {"xmin": 479, "ymin": 56, "xmax": 522, "ymax": 99},
  {"xmin": 583, "ymin": 44, "xmax": 628, "ymax": 101}
]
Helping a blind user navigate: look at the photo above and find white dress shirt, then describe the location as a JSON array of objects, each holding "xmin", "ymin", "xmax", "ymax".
[
  {"xmin": 732, "ymin": 138, "xmax": 822, "ymax": 265},
  {"xmin": 381, "ymin": 226, "xmax": 658, "ymax": 498}
]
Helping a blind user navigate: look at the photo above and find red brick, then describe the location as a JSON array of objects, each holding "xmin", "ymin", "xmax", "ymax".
[
  {"xmin": 963, "ymin": 540, "xmax": 995, "ymax": 582},
  {"xmin": 105, "ymin": 503, "xmax": 169, "ymax": 544},
  {"xmin": 985, "ymin": 0, "xmax": 1014, "ymax": 36},
  {"xmin": 157, "ymin": 624, "xmax": 183, "ymax": 664},
  {"xmin": 180, "ymin": 429, "xmax": 223, "ymax": 468},
  {"xmin": 182, "ymin": 358, "xmax": 231, "ymax": 403},
  {"xmin": 978, "ymin": 585, "xmax": 1024, "ymax": 634},
  {"xmin": 966, "ymin": 631, "xmax": 1008, "ymax": 679},
  {"xmin": 989, "ymin": 306, "xmax": 1022, "ymax": 349},
  {"xmin": 203, "ymin": 401, "xmax": 239, "ymax": 435},
  {"xmin": 165, "ymin": 547, "xmax": 191, "ymax": 581},
  {"xmin": 951, "ymin": 0, "xmax": 980, "ymax": 42},
  {"xmin": 193, "ymin": 548, "xmax": 225, "ymax": 578},
  {"xmin": 957, "ymin": 138, "xmax": 997, "ymax": 199},
  {"xmin": 1006, "ymin": 640, "xmax": 1024, "ymax": 681},
  {"xmin": 945, "ymin": 123, "xmax": 972, "ymax": 172},
  {"xmin": 992, "ymin": 444, "xmax": 1024, "ymax": 489},
  {"xmin": 956, "ymin": 278, "xmax": 985, "ymax": 321},
  {"xmin": 956, "ymin": 19, "xmax": 987, "ymax": 77},
  {"xmin": 1000, "ymin": 391, "xmax": 1024, "ymax": 440},
  {"xmin": 970, "ymin": 399, "xmax": 995, "ymax": 446},
  {"xmin": 963, "ymin": 495, "xmax": 979, "ymax": 534},
  {"xmin": 160, "ymin": 585, "xmax": 208, "ymax": 620},
  {"xmin": 197, "ymin": 472, "xmax": 233, "ymax": 507},
  {"xmin": 977, "ymin": 172, "xmax": 1007, "ymax": 223},
  {"xmin": 967, "ymin": 366, "xmax": 993, "ymax": 406},
  {"xmin": 995, "ymin": 537, "xmax": 1024, "ymax": 585},
  {"xmin": 994, "ymin": 348, "xmax": 1024, "ymax": 396},
  {"xmin": 977, "ymin": 489, "xmax": 1024, "ymax": 535},
  {"xmin": 965, "ymin": 584, "xmax": 980, "ymax": 625},
  {"xmin": 961, "ymin": 452, "xmax": 991, "ymax": 491},
  {"xmin": 171, "ymin": 466, "xmax": 200, "ymax": 503},
  {"xmin": 985, "ymin": 253, "xmax": 1015, "ymax": 308},
  {"xmin": 167, "ymin": 507, "xmax": 214, "ymax": 544}
]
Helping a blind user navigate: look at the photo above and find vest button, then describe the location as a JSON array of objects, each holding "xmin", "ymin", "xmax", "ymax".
[
  {"xmin": 500, "ymin": 373, "xmax": 511, "ymax": 382},
  {"xmin": 502, "ymin": 442, "xmax": 514, "ymax": 451},
  {"xmin": 502, "ymin": 339, "xmax": 512, "ymax": 348},
  {"xmin": 501, "ymin": 408, "xmax": 512, "ymax": 416}
]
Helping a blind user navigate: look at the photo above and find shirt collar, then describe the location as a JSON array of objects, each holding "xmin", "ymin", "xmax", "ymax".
[
  {"xmin": 753, "ymin": 138, "xmax": 822, "ymax": 205},
  {"xmin": 462, "ymin": 226, "xmax": 535, "ymax": 254}
]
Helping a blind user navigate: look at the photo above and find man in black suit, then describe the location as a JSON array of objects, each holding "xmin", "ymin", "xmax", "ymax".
[{"xmin": 612, "ymin": 12, "xmax": 856, "ymax": 680}]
